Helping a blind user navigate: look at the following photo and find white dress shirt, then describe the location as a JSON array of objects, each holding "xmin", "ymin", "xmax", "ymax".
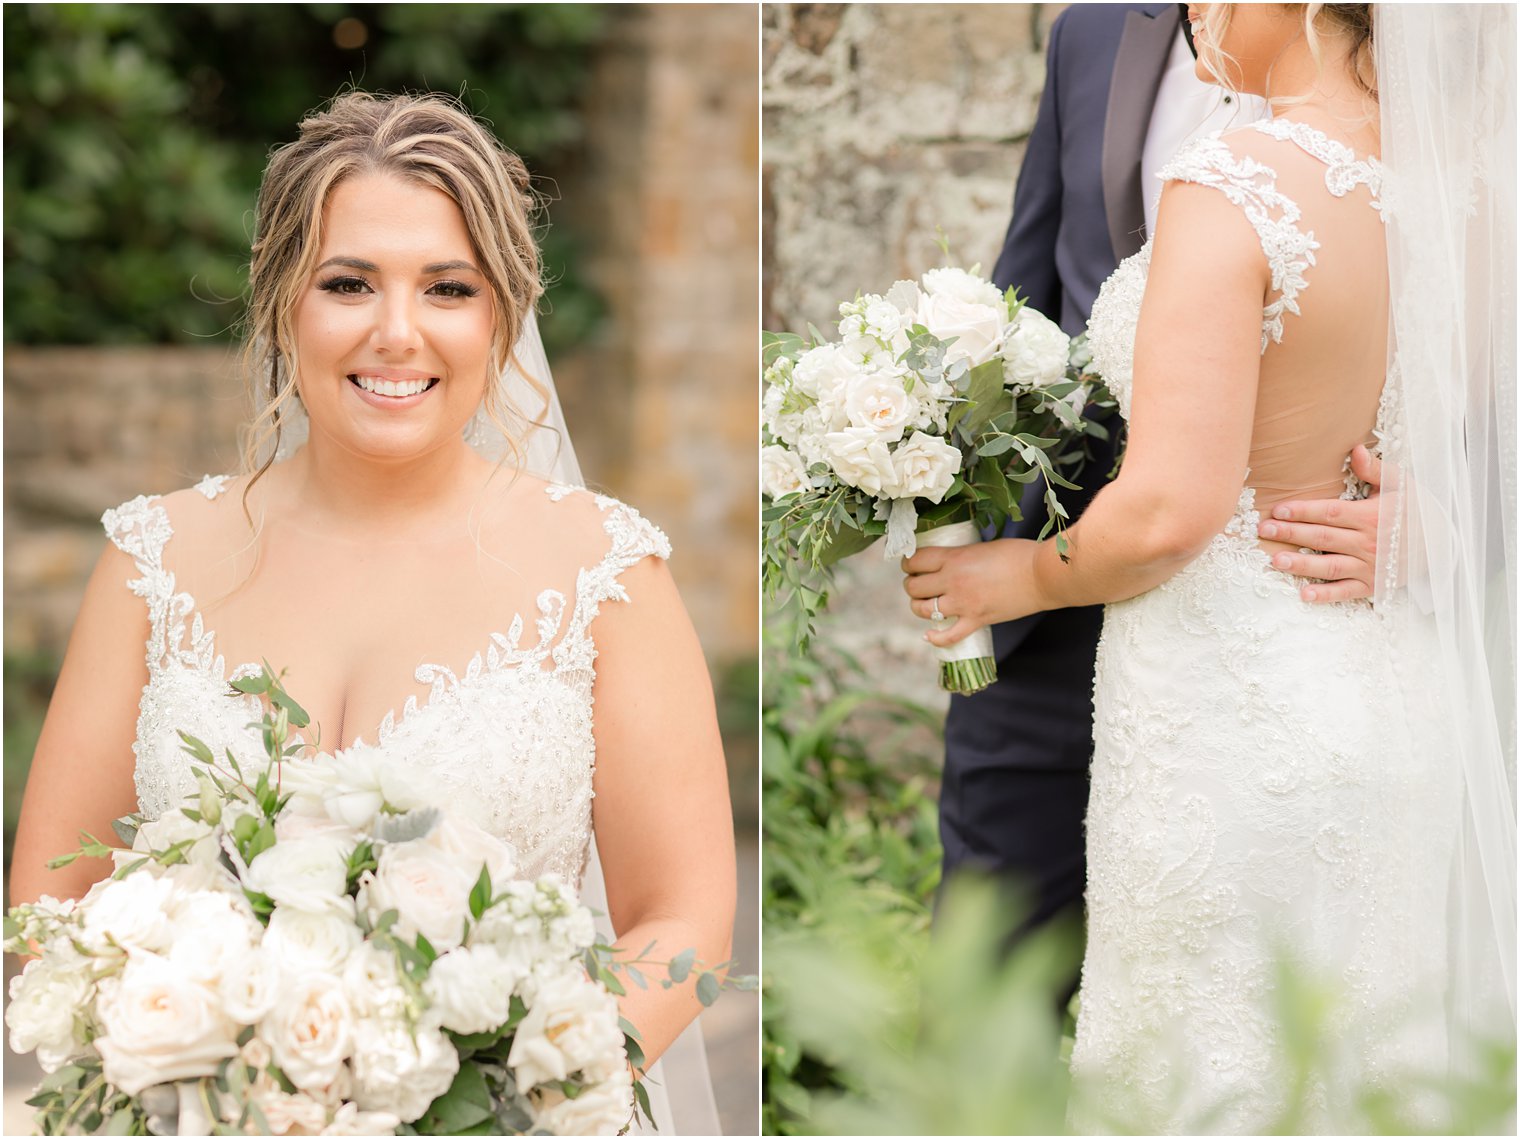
[{"xmin": 1140, "ymin": 29, "xmax": 1269, "ymax": 239}]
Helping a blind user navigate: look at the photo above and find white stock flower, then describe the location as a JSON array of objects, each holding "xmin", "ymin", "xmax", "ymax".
[
  {"xmin": 863, "ymin": 297, "xmax": 906, "ymax": 341},
  {"xmin": 260, "ymin": 974, "xmax": 354, "ymax": 1093},
  {"xmin": 915, "ymin": 291, "xmax": 1006, "ymax": 368},
  {"xmin": 262, "ymin": 907, "xmax": 362, "ymax": 976},
  {"xmin": 93, "ymin": 954, "xmax": 240, "ymax": 1095},
  {"xmin": 243, "ymin": 835, "xmax": 353, "ymax": 917},
  {"xmin": 920, "ymin": 266, "xmax": 1005, "ymax": 310},
  {"xmin": 841, "ymin": 370, "xmax": 919, "ymax": 440},
  {"xmin": 5, "ymin": 956, "xmax": 90, "ymax": 1073},
  {"xmin": 424, "ymin": 943, "xmax": 521, "ymax": 1035},
  {"xmin": 357, "ymin": 841, "xmax": 472, "ymax": 952},
  {"xmin": 761, "ymin": 445, "xmax": 811, "ymax": 499},
  {"xmin": 1001, "ymin": 306, "xmax": 1072, "ymax": 391},
  {"xmin": 508, "ymin": 970, "xmax": 627, "ymax": 1089},
  {"xmin": 349, "ymin": 1016, "xmax": 459, "ymax": 1124},
  {"xmin": 761, "ymin": 383, "xmax": 803, "ymax": 446},
  {"xmin": 472, "ymin": 878, "xmax": 593, "ymax": 965},
  {"xmin": 790, "ymin": 343, "xmax": 856, "ymax": 404},
  {"xmin": 77, "ymin": 871, "xmax": 179, "ymax": 955},
  {"xmin": 822, "ymin": 427, "xmax": 899, "ymax": 497},
  {"xmin": 890, "ymin": 431, "xmax": 963, "ymax": 504},
  {"xmin": 532, "ymin": 1071, "xmax": 635, "ymax": 1137}
]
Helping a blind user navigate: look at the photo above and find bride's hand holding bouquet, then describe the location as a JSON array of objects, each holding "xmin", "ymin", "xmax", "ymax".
[{"xmin": 761, "ymin": 264, "xmax": 1112, "ymax": 693}]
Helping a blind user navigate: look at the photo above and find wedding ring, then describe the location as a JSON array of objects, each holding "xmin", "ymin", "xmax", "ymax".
[{"xmin": 930, "ymin": 596, "xmax": 944, "ymax": 622}]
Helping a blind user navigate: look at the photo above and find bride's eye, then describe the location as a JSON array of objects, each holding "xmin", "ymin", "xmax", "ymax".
[
  {"xmin": 428, "ymin": 279, "xmax": 481, "ymax": 300},
  {"xmin": 317, "ymin": 274, "xmax": 371, "ymax": 296}
]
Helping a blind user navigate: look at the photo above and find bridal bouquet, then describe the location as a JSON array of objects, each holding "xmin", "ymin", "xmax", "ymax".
[
  {"xmin": 761, "ymin": 265, "xmax": 1112, "ymax": 693},
  {"xmin": 5, "ymin": 668, "xmax": 719, "ymax": 1136}
]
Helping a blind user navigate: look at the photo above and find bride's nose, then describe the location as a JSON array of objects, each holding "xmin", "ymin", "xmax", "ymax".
[{"xmin": 371, "ymin": 292, "xmax": 422, "ymax": 355}]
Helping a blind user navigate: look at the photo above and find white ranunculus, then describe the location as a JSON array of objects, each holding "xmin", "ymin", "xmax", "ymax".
[
  {"xmin": 915, "ymin": 291, "xmax": 1007, "ymax": 368},
  {"xmin": 260, "ymin": 974, "xmax": 354, "ymax": 1093},
  {"xmin": 77, "ymin": 871, "xmax": 179, "ymax": 955},
  {"xmin": 822, "ymin": 427, "xmax": 899, "ymax": 497},
  {"xmin": 890, "ymin": 431, "xmax": 963, "ymax": 504},
  {"xmin": 262, "ymin": 907, "xmax": 362, "ymax": 976},
  {"xmin": 357, "ymin": 841, "xmax": 473, "ymax": 952},
  {"xmin": 243, "ymin": 835, "xmax": 353, "ymax": 917},
  {"xmin": 508, "ymin": 970, "xmax": 627, "ymax": 1089},
  {"xmin": 93, "ymin": 954, "xmax": 240, "ymax": 1095},
  {"xmin": 5, "ymin": 955, "xmax": 90, "ymax": 1072},
  {"xmin": 1001, "ymin": 306, "xmax": 1072, "ymax": 391},
  {"xmin": 424, "ymin": 944, "xmax": 521, "ymax": 1035},
  {"xmin": 842, "ymin": 369, "xmax": 918, "ymax": 440},
  {"xmin": 920, "ymin": 266, "xmax": 1006, "ymax": 310},
  {"xmin": 761, "ymin": 445, "xmax": 811, "ymax": 499},
  {"xmin": 532, "ymin": 1071, "xmax": 636, "ymax": 1137},
  {"xmin": 349, "ymin": 1016, "xmax": 459, "ymax": 1124}
]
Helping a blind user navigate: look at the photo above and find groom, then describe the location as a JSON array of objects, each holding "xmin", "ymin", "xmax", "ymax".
[{"xmin": 941, "ymin": 3, "xmax": 1383, "ymax": 953}]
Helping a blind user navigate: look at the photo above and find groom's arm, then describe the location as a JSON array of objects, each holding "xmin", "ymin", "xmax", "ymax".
[{"xmin": 990, "ymin": 10, "xmax": 1068, "ymax": 310}]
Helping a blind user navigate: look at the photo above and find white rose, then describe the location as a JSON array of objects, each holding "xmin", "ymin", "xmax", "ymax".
[
  {"xmin": 5, "ymin": 955, "xmax": 90, "ymax": 1072},
  {"xmin": 915, "ymin": 291, "xmax": 1006, "ymax": 368},
  {"xmin": 842, "ymin": 370, "xmax": 918, "ymax": 440},
  {"xmin": 262, "ymin": 907, "xmax": 362, "ymax": 976},
  {"xmin": 791, "ymin": 343, "xmax": 856, "ymax": 403},
  {"xmin": 165, "ymin": 892, "xmax": 261, "ymax": 986},
  {"xmin": 320, "ymin": 1102, "xmax": 404, "ymax": 1136},
  {"xmin": 761, "ymin": 445, "xmax": 811, "ymax": 499},
  {"xmin": 890, "ymin": 431, "xmax": 963, "ymax": 504},
  {"xmin": 93, "ymin": 954, "xmax": 240, "ymax": 1095},
  {"xmin": 920, "ymin": 266, "xmax": 1006, "ymax": 310},
  {"xmin": 1001, "ymin": 306, "xmax": 1072, "ymax": 391},
  {"xmin": 532, "ymin": 1071, "xmax": 635, "ymax": 1137},
  {"xmin": 279, "ymin": 751, "xmax": 433, "ymax": 829},
  {"xmin": 243, "ymin": 835, "xmax": 353, "ymax": 917},
  {"xmin": 250, "ymin": 1088, "xmax": 329, "ymax": 1136},
  {"xmin": 424, "ymin": 944, "xmax": 521, "ymax": 1035},
  {"xmin": 508, "ymin": 970, "xmax": 627, "ymax": 1089},
  {"xmin": 260, "ymin": 974, "xmax": 354, "ymax": 1093},
  {"xmin": 274, "ymin": 812, "xmax": 363, "ymax": 848},
  {"xmin": 425, "ymin": 816, "xmax": 515, "ymax": 890},
  {"xmin": 218, "ymin": 944, "xmax": 283, "ymax": 1025},
  {"xmin": 77, "ymin": 871, "xmax": 179, "ymax": 955},
  {"xmin": 133, "ymin": 810, "xmax": 221, "ymax": 867},
  {"xmin": 341, "ymin": 942, "xmax": 409, "ymax": 1019},
  {"xmin": 349, "ymin": 1017, "xmax": 459, "ymax": 1124},
  {"xmin": 357, "ymin": 841, "xmax": 472, "ymax": 952},
  {"xmin": 822, "ymin": 427, "xmax": 899, "ymax": 497}
]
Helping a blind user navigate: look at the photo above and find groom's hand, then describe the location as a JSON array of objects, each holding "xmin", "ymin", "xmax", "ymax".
[{"xmin": 1257, "ymin": 444, "xmax": 1382, "ymax": 603}]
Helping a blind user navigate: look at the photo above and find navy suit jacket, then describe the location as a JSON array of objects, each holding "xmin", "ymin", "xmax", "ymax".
[{"xmin": 940, "ymin": 4, "xmax": 1179, "ymax": 881}]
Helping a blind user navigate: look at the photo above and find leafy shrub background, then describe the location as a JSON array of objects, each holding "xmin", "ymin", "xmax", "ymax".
[{"xmin": 3, "ymin": 3, "xmax": 607, "ymax": 352}]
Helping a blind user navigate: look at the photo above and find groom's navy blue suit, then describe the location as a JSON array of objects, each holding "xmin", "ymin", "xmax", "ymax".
[{"xmin": 940, "ymin": 4, "xmax": 1181, "ymax": 935}]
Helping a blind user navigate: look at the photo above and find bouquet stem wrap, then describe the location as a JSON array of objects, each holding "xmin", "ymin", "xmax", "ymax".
[{"xmin": 917, "ymin": 521, "xmax": 997, "ymax": 695}]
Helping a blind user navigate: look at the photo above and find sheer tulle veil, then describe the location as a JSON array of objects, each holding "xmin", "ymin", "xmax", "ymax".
[
  {"xmin": 260, "ymin": 314, "xmax": 723, "ymax": 1133},
  {"xmin": 1374, "ymin": 2, "xmax": 1516, "ymax": 1063}
]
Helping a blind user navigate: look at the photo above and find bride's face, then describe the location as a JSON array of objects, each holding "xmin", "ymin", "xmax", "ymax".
[
  {"xmin": 291, "ymin": 172, "xmax": 494, "ymax": 463},
  {"xmin": 1188, "ymin": 4, "xmax": 1303, "ymax": 95}
]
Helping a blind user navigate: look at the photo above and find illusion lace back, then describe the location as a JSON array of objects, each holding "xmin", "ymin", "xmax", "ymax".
[
  {"xmin": 1072, "ymin": 121, "xmax": 1457, "ymax": 1134},
  {"xmin": 102, "ymin": 478, "xmax": 670, "ymax": 888}
]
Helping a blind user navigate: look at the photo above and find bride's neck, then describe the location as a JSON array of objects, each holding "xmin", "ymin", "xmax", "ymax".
[
  {"xmin": 278, "ymin": 438, "xmax": 491, "ymax": 537},
  {"xmin": 1264, "ymin": 36, "xmax": 1376, "ymax": 133}
]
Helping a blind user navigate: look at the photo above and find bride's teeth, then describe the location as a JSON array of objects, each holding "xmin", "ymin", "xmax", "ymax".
[{"xmin": 352, "ymin": 375, "xmax": 432, "ymax": 397}]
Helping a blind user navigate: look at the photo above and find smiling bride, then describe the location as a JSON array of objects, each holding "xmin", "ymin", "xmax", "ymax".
[{"xmin": 7, "ymin": 91, "xmax": 735, "ymax": 1134}]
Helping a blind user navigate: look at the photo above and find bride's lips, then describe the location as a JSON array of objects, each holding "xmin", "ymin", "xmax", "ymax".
[{"xmin": 346, "ymin": 370, "xmax": 441, "ymax": 410}]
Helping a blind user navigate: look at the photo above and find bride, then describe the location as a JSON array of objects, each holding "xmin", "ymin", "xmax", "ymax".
[
  {"xmin": 8, "ymin": 92, "xmax": 735, "ymax": 1134},
  {"xmin": 903, "ymin": 4, "xmax": 1514, "ymax": 1131}
]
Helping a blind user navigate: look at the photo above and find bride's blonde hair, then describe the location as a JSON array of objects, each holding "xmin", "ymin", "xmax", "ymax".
[
  {"xmin": 241, "ymin": 91, "xmax": 550, "ymax": 504},
  {"xmin": 1195, "ymin": 4, "xmax": 1377, "ymax": 107}
]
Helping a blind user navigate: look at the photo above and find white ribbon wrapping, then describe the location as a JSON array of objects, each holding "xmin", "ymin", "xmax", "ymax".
[{"xmin": 916, "ymin": 520, "xmax": 996, "ymax": 665}]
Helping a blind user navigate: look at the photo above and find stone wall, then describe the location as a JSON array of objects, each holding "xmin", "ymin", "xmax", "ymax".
[
  {"xmin": 3, "ymin": 4, "xmax": 759, "ymax": 676},
  {"xmin": 763, "ymin": 2, "xmax": 1060, "ymax": 711}
]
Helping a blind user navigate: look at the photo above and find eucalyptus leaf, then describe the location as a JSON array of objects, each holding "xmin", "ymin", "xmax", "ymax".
[{"xmin": 667, "ymin": 947, "xmax": 696, "ymax": 984}]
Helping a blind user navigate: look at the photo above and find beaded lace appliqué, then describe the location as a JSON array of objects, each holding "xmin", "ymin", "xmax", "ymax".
[{"xmin": 104, "ymin": 480, "xmax": 670, "ymax": 887}]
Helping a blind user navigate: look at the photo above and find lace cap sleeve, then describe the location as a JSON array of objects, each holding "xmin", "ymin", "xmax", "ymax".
[
  {"xmin": 101, "ymin": 494, "xmax": 173, "ymax": 592},
  {"xmin": 1159, "ymin": 132, "xmax": 1319, "ymax": 352}
]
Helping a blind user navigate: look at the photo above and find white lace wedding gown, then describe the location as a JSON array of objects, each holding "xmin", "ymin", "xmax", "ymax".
[
  {"xmin": 1072, "ymin": 121, "xmax": 1458, "ymax": 1133},
  {"xmin": 101, "ymin": 478, "xmax": 719, "ymax": 1136}
]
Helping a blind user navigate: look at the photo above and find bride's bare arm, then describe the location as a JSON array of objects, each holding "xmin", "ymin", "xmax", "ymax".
[
  {"xmin": 905, "ymin": 180, "xmax": 1268, "ymax": 641},
  {"xmin": 587, "ymin": 555, "xmax": 737, "ymax": 1067},
  {"xmin": 9, "ymin": 544, "xmax": 148, "ymax": 907}
]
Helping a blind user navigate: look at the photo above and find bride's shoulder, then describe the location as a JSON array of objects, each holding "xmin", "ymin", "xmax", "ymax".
[
  {"xmin": 489, "ymin": 475, "xmax": 672, "ymax": 569},
  {"xmin": 101, "ymin": 473, "xmax": 245, "ymax": 562}
]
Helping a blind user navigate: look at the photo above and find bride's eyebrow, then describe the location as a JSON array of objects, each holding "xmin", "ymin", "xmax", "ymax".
[{"xmin": 312, "ymin": 257, "xmax": 482, "ymax": 274}]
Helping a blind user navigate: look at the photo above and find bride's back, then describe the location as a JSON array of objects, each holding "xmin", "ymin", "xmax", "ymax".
[{"xmin": 1222, "ymin": 114, "xmax": 1389, "ymax": 513}]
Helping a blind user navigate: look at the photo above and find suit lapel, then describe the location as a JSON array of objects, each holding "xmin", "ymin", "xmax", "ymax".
[{"xmin": 1102, "ymin": 6, "xmax": 1181, "ymax": 261}]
